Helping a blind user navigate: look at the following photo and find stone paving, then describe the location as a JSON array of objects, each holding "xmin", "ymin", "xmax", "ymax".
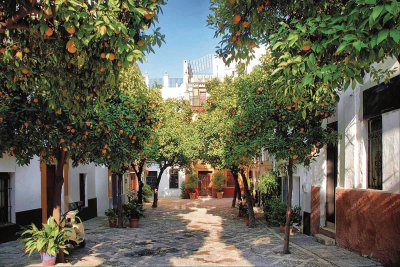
[{"xmin": 0, "ymin": 198, "xmax": 381, "ymax": 267}]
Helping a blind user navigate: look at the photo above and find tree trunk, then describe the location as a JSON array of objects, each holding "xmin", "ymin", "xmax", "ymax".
[
  {"xmin": 117, "ymin": 174, "xmax": 124, "ymax": 228},
  {"xmin": 53, "ymin": 149, "xmax": 66, "ymax": 264},
  {"xmin": 132, "ymin": 161, "xmax": 145, "ymax": 204},
  {"xmin": 152, "ymin": 165, "xmax": 167, "ymax": 208},
  {"xmin": 232, "ymin": 184, "xmax": 237, "ymax": 208},
  {"xmin": 138, "ymin": 179, "xmax": 144, "ymax": 204},
  {"xmin": 231, "ymin": 168, "xmax": 241, "ymax": 208},
  {"xmin": 283, "ymin": 158, "xmax": 294, "ymax": 254},
  {"xmin": 53, "ymin": 148, "xmax": 66, "ymax": 223},
  {"xmin": 240, "ymin": 169, "xmax": 255, "ymax": 228}
]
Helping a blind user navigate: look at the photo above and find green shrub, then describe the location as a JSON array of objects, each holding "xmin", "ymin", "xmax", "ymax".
[
  {"xmin": 142, "ymin": 183, "xmax": 152, "ymax": 203},
  {"xmin": 186, "ymin": 172, "xmax": 198, "ymax": 193},
  {"xmin": 257, "ymin": 172, "xmax": 278, "ymax": 195},
  {"xmin": 180, "ymin": 181, "xmax": 186, "ymax": 199},
  {"xmin": 264, "ymin": 196, "xmax": 302, "ymax": 226},
  {"xmin": 213, "ymin": 172, "xmax": 227, "ymax": 192}
]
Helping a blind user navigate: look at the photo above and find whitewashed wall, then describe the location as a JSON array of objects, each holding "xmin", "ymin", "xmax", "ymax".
[
  {"xmin": 95, "ymin": 165, "xmax": 109, "ymax": 216},
  {"xmin": 147, "ymin": 163, "xmax": 184, "ymax": 198}
]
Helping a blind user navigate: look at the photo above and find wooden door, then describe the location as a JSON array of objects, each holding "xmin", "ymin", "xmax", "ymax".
[
  {"xmin": 198, "ymin": 171, "xmax": 211, "ymax": 196},
  {"xmin": 326, "ymin": 122, "xmax": 338, "ymax": 225}
]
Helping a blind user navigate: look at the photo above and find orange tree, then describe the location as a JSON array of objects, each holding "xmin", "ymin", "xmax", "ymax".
[
  {"xmin": 148, "ymin": 98, "xmax": 198, "ymax": 208},
  {"xmin": 0, "ymin": 65, "xmax": 160, "ymax": 224},
  {"xmin": 0, "ymin": 0, "xmax": 165, "ymax": 114},
  {"xmin": 196, "ymin": 72, "xmax": 270, "ymax": 228},
  {"xmin": 209, "ymin": 0, "xmax": 400, "ymax": 90},
  {"xmin": 236, "ymin": 62, "xmax": 337, "ymax": 254}
]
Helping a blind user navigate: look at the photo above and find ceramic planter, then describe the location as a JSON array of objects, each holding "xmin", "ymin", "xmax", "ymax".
[
  {"xmin": 130, "ymin": 218, "xmax": 139, "ymax": 228},
  {"xmin": 108, "ymin": 218, "xmax": 117, "ymax": 228},
  {"xmin": 245, "ymin": 215, "xmax": 250, "ymax": 226},
  {"xmin": 279, "ymin": 225, "xmax": 294, "ymax": 235},
  {"xmin": 40, "ymin": 252, "xmax": 56, "ymax": 266},
  {"xmin": 216, "ymin": 191, "xmax": 224, "ymax": 199},
  {"xmin": 189, "ymin": 192, "xmax": 197, "ymax": 199}
]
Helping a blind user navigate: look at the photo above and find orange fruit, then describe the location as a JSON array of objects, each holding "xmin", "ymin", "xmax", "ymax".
[
  {"xmin": 249, "ymin": 41, "xmax": 256, "ymax": 48},
  {"xmin": 137, "ymin": 40, "xmax": 145, "ymax": 47},
  {"xmin": 15, "ymin": 51, "xmax": 23, "ymax": 60},
  {"xmin": 63, "ymin": 147, "xmax": 68, "ymax": 152},
  {"xmin": 303, "ymin": 45, "xmax": 311, "ymax": 51},
  {"xmin": 102, "ymin": 149, "xmax": 107, "ymax": 155},
  {"xmin": 144, "ymin": 11, "xmax": 153, "ymax": 20},
  {"xmin": 85, "ymin": 122, "xmax": 91, "ymax": 127},
  {"xmin": 100, "ymin": 52, "xmax": 106, "ymax": 59},
  {"xmin": 100, "ymin": 67, "xmax": 105, "ymax": 73},
  {"xmin": 233, "ymin": 14, "xmax": 241, "ymax": 24},
  {"xmin": 21, "ymin": 68, "xmax": 30, "ymax": 75},
  {"xmin": 12, "ymin": 44, "xmax": 18, "ymax": 50},
  {"xmin": 243, "ymin": 21, "xmax": 250, "ymax": 28},
  {"xmin": 43, "ymin": 7, "xmax": 53, "ymax": 16},
  {"xmin": 108, "ymin": 53, "xmax": 115, "ymax": 61},
  {"xmin": 119, "ymin": 129, "xmax": 124, "ymax": 134},
  {"xmin": 230, "ymin": 36, "xmax": 237, "ymax": 42},
  {"xmin": 60, "ymin": 138, "xmax": 65, "ymax": 143},
  {"xmin": 300, "ymin": 128, "xmax": 305, "ymax": 133},
  {"xmin": 238, "ymin": 121, "xmax": 243, "ymax": 126},
  {"xmin": 293, "ymin": 154, "xmax": 299, "ymax": 160},
  {"xmin": 70, "ymin": 128, "xmax": 76, "ymax": 133},
  {"xmin": 258, "ymin": 5, "xmax": 264, "ymax": 12},
  {"xmin": 290, "ymin": 146, "xmax": 295, "ymax": 151},
  {"xmin": 44, "ymin": 27, "xmax": 54, "ymax": 37},
  {"xmin": 66, "ymin": 40, "xmax": 77, "ymax": 54},
  {"xmin": 24, "ymin": 122, "xmax": 29, "ymax": 128},
  {"xmin": 66, "ymin": 25, "xmax": 76, "ymax": 35},
  {"xmin": 236, "ymin": 30, "xmax": 241, "ymax": 36},
  {"xmin": 33, "ymin": 98, "xmax": 39, "ymax": 103},
  {"xmin": 0, "ymin": 47, "xmax": 5, "ymax": 54}
]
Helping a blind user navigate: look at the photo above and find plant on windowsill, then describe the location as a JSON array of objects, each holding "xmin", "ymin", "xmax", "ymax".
[
  {"xmin": 105, "ymin": 208, "xmax": 118, "ymax": 228},
  {"xmin": 123, "ymin": 198, "xmax": 144, "ymax": 228},
  {"xmin": 19, "ymin": 216, "xmax": 69, "ymax": 266},
  {"xmin": 213, "ymin": 172, "xmax": 227, "ymax": 199},
  {"xmin": 186, "ymin": 172, "xmax": 199, "ymax": 199}
]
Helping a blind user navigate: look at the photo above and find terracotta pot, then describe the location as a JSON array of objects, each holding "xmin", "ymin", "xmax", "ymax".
[
  {"xmin": 279, "ymin": 225, "xmax": 293, "ymax": 235},
  {"xmin": 216, "ymin": 191, "xmax": 224, "ymax": 199},
  {"xmin": 189, "ymin": 192, "xmax": 197, "ymax": 199},
  {"xmin": 130, "ymin": 218, "xmax": 139, "ymax": 228},
  {"xmin": 109, "ymin": 218, "xmax": 117, "ymax": 228},
  {"xmin": 245, "ymin": 215, "xmax": 250, "ymax": 226},
  {"xmin": 40, "ymin": 252, "xmax": 56, "ymax": 266}
]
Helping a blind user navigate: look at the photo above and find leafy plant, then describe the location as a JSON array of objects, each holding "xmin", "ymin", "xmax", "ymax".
[
  {"xmin": 186, "ymin": 172, "xmax": 199, "ymax": 193},
  {"xmin": 264, "ymin": 196, "xmax": 302, "ymax": 226},
  {"xmin": 105, "ymin": 208, "xmax": 118, "ymax": 219},
  {"xmin": 20, "ymin": 217, "xmax": 68, "ymax": 257},
  {"xmin": 123, "ymin": 199, "xmax": 144, "ymax": 219},
  {"xmin": 180, "ymin": 181, "xmax": 186, "ymax": 199},
  {"xmin": 142, "ymin": 184, "xmax": 153, "ymax": 203},
  {"xmin": 238, "ymin": 200, "xmax": 249, "ymax": 216},
  {"xmin": 291, "ymin": 206, "xmax": 302, "ymax": 226},
  {"xmin": 213, "ymin": 172, "xmax": 227, "ymax": 192}
]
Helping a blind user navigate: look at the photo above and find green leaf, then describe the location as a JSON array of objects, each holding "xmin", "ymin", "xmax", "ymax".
[
  {"xmin": 376, "ymin": 29, "xmax": 389, "ymax": 45},
  {"xmin": 390, "ymin": 29, "xmax": 400, "ymax": 43},
  {"xmin": 371, "ymin": 5, "xmax": 384, "ymax": 21},
  {"xmin": 335, "ymin": 42, "xmax": 348, "ymax": 54},
  {"xmin": 365, "ymin": 0, "xmax": 376, "ymax": 4},
  {"xmin": 352, "ymin": 41, "xmax": 367, "ymax": 52}
]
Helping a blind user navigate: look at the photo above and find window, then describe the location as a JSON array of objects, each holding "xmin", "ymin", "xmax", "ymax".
[
  {"xmin": 0, "ymin": 173, "xmax": 10, "ymax": 224},
  {"xmin": 146, "ymin": 171, "xmax": 157, "ymax": 189},
  {"xmin": 79, "ymin": 174, "xmax": 87, "ymax": 207},
  {"xmin": 368, "ymin": 116, "xmax": 382, "ymax": 190},
  {"xmin": 169, "ymin": 169, "xmax": 179, "ymax": 189},
  {"xmin": 280, "ymin": 177, "xmax": 288, "ymax": 203}
]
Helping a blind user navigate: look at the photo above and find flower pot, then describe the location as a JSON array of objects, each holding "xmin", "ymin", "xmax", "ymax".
[
  {"xmin": 216, "ymin": 191, "xmax": 224, "ymax": 199},
  {"xmin": 189, "ymin": 192, "xmax": 197, "ymax": 199},
  {"xmin": 130, "ymin": 218, "xmax": 139, "ymax": 228},
  {"xmin": 40, "ymin": 252, "xmax": 56, "ymax": 266},
  {"xmin": 279, "ymin": 225, "xmax": 293, "ymax": 235},
  {"xmin": 245, "ymin": 215, "xmax": 250, "ymax": 226},
  {"xmin": 109, "ymin": 218, "xmax": 117, "ymax": 228}
]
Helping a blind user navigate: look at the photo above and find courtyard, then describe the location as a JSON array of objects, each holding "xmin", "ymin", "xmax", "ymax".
[{"xmin": 0, "ymin": 198, "xmax": 381, "ymax": 267}]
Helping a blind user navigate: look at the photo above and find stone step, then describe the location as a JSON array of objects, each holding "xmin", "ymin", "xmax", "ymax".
[
  {"xmin": 315, "ymin": 234, "xmax": 336, "ymax": 246},
  {"xmin": 319, "ymin": 226, "xmax": 336, "ymax": 239}
]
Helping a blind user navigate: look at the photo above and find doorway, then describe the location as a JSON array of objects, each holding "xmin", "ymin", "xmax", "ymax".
[
  {"xmin": 198, "ymin": 171, "xmax": 212, "ymax": 196},
  {"xmin": 46, "ymin": 165, "xmax": 56, "ymax": 219},
  {"xmin": 326, "ymin": 122, "xmax": 338, "ymax": 227}
]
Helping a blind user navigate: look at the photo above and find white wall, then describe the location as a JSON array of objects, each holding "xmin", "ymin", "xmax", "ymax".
[
  {"xmin": 382, "ymin": 109, "xmax": 400, "ymax": 193},
  {"xmin": 147, "ymin": 163, "xmax": 184, "ymax": 198},
  {"xmin": 67, "ymin": 162, "xmax": 96, "ymax": 206},
  {"xmin": 95, "ymin": 166, "xmax": 109, "ymax": 216}
]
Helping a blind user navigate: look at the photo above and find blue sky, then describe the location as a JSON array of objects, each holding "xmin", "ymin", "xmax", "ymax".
[{"xmin": 138, "ymin": 0, "xmax": 220, "ymax": 79}]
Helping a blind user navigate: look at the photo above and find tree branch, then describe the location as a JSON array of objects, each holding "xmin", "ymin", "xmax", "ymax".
[{"xmin": 0, "ymin": 4, "xmax": 40, "ymax": 32}]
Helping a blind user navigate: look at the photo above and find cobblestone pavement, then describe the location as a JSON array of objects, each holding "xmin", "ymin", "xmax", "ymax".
[{"xmin": 0, "ymin": 198, "xmax": 381, "ymax": 267}]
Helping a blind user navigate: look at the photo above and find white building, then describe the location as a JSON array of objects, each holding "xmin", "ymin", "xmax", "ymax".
[{"xmin": 0, "ymin": 154, "xmax": 109, "ymax": 243}]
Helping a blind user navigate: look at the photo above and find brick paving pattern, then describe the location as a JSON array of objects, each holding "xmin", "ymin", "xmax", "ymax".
[{"xmin": 0, "ymin": 198, "xmax": 381, "ymax": 266}]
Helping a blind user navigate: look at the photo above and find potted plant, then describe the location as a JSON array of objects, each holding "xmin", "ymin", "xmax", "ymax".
[
  {"xmin": 123, "ymin": 199, "xmax": 144, "ymax": 228},
  {"xmin": 20, "ymin": 216, "xmax": 69, "ymax": 266},
  {"xmin": 105, "ymin": 208, "xmax": 118, "ymax": 227},
  {"xmin": 142, "ymin": 183, "xmax": 153, "ymax": 203},
  {"xmin": 238, "ymin": 202, "xmax": 250, "ymax": 225},
  {"xmin": 186, "ymin": 172, "xmax": 199, "ymax": 199},
  {"xmin": 265, "ymin": 196, "xmax": 301, "ymax": 234},
  {"xmin": 213, "ymin": 172, "xmax": 227, "ymax": 199}
]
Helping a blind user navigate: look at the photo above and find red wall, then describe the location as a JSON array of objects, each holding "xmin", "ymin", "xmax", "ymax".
[
  {"xmin": 336, "ymin": 188, "xmax": 400, "ymax": 266},
  {"xmin": 311, "ymin": 186, "xmax": 320, "ymax": 235},
  {"xmin": 211, "ymin": 187, "xmax": 235, "ymax": 198}
]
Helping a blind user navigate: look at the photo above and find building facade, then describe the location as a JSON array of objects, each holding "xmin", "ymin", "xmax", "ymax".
[{"xmin": 0, "ymin": 154, "xmax": 109, "ymax": 243}]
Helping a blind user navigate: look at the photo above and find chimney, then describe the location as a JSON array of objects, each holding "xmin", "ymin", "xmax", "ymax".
[{"xmin": 163, "ymin": 72, "xmax": 169, "ymax": 88}]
